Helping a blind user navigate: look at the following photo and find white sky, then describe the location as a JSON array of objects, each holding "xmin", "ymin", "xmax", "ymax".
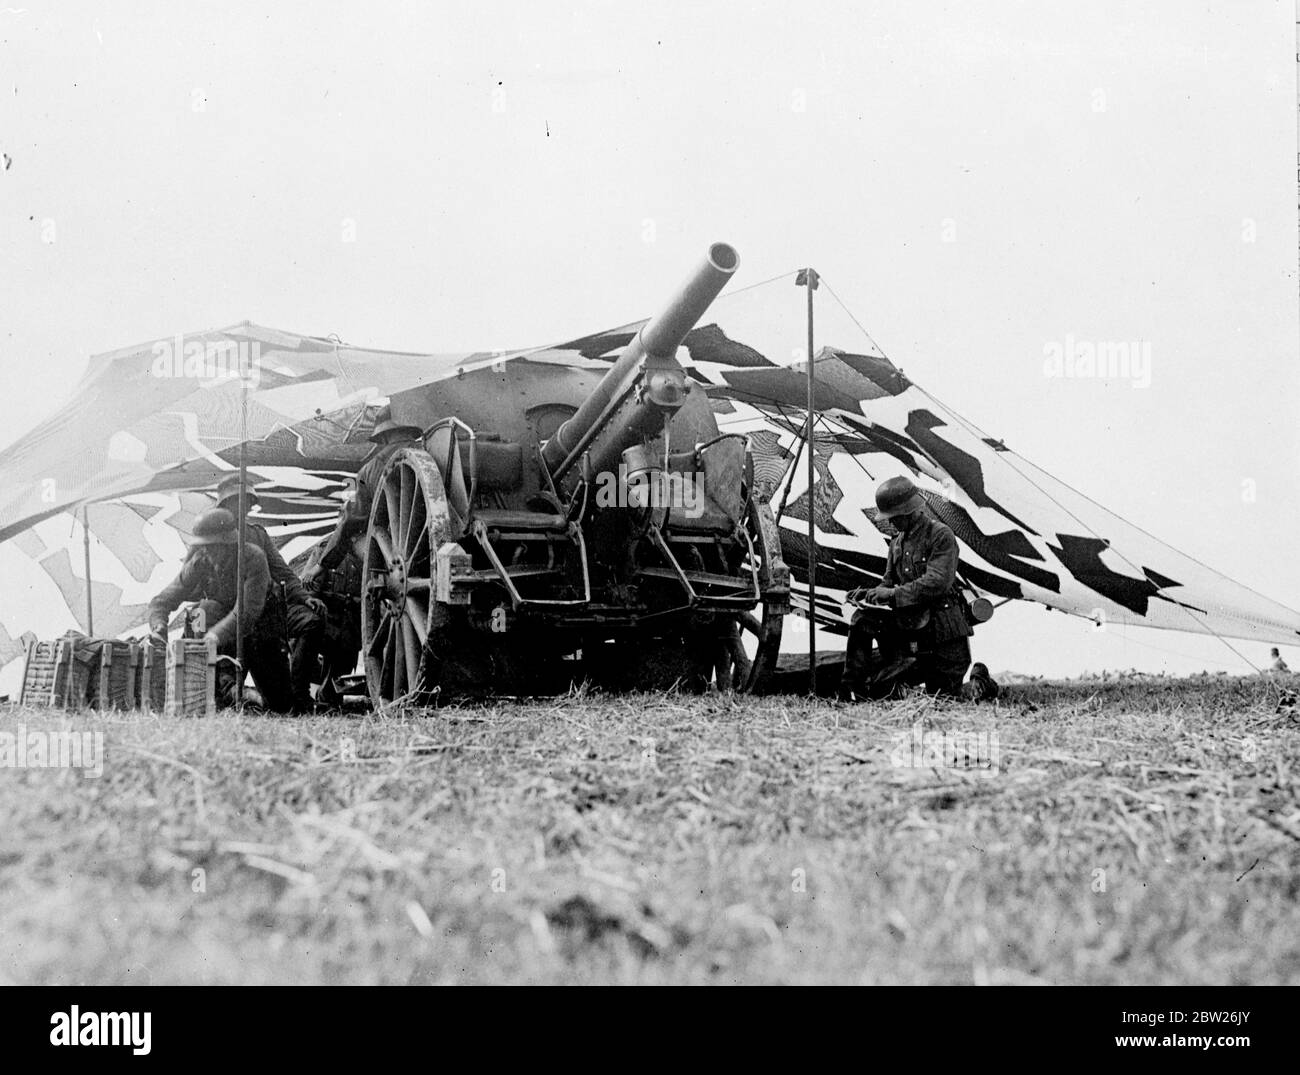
[{"xmin": 1, "ymin": 0, "xmax": 1297, "ymax": 677}]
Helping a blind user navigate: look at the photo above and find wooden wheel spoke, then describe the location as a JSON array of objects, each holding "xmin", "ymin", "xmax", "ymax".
[
  {"xmin": 379, "ymin": 630, "xmax": 393, "ymax": 694},
  {"xmin": 395, "ymin": 633, "xmax": 408, "ymax": 694},
  {"xmin": 384, "ymin": 629, "xmax": 398, "ymax": 695},
  {"xmin": 404, "ymin": 601, "xmax": 428, "ymax": 646},
  {"xmin": 401, "ymin": 618, "xmax": 420, "ymax": 690},
  {"xmin": 374, "ymin": 530, "xmax": 396, "ymax": 570},
  {"xmin": 411, "ymin": 523, "xmax": 430, "ymax": 562},
  {"xmin": 404, "ymin": 491, "xmax": 426, "ymax": 557},
  {"xmin": 397, "ymin": 465, "xmax": 412, "ymax": 554},
  {"xmin": 368, "ymin": 612, "xmax": 392, "ymax": 656},
  {"xmin": 383, "ymin": 481, "xmax": 399, "ymax": 537}
]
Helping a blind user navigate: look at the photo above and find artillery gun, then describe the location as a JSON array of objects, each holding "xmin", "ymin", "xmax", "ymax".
[{"xmin": 360, "ymin": 243, "xmax": 789, "ymax": 704}]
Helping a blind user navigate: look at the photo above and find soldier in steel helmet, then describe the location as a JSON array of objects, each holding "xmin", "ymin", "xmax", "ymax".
[
  {"xmin": 214, "ymin": 473, "xmax": 326, "ymax": 712},
  {"xmin": 147, "ymin": 507, "xmax": 295, "ymax": 712},
  {"xmin": 293, "ymin": 406, "xmax": 422, "ymax": 700},
  {"xmin": 302, "ymin": 404, "xmax": 423, "ymax": 586},
  {"xmin": 843, "ymin": 475, "xmax": 973, "ymax": 699}
]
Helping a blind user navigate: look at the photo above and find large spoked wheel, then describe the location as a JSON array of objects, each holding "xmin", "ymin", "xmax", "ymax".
[
  {"xmin": 362, "ymin": 447, "xmax": 452, "ymax": 707},
  {"xmin": 735, "ymin": 498, "xmax": 786, "ymax": 693}
]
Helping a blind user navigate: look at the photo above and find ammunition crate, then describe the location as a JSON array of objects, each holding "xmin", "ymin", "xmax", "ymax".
[
  {"xmin": 163, "ymin": 637, "xmax": 218, "ymax": 718},
  {"xmin": 137, "ymin": 639, "xmax": 168, "ymax": 713},
  {"xmin": 88, "ymin": 639, "xmax": 138, "ymax": 711},
  {"xmin": 19, "ymin": 637, "xmax": 98, "ymax": 709}
]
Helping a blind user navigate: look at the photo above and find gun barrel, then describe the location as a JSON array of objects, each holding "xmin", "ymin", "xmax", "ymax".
[
  {"xmin": 542, "ymin": 243, "xmax": 738, "ymax": 480},
  {"xmin": 641, "ymin": 242, "xmax": 739, "ymax": 355}
]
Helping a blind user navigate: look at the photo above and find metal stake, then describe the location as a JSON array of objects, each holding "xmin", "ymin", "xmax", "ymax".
[
  {"xmin": 235, "ymin": 370, "xmax": 248, "ymax": 704},
  {"xmin": 82, "ymin": 504, "xmax": 94, "ymax": 635},
  {"xmin": 796, "ymin": 268, "xmax": 819, "ymax": 695}
]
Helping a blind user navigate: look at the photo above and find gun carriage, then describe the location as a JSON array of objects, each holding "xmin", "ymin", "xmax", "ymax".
[{"xmin": 359, "ymin": 243, "xmax": 790, "ymax": 703}]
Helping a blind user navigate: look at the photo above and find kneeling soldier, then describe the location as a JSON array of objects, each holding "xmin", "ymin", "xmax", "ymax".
[
  {"xmin": 148, "ymin": 507, "xmax": 295, "ymax": 713},
  {"xmin": 215, "ymin": 474, "xmax": 326, "ymax": 712},
  {"xmin": 844, "ymin": 476, "xmax": 973, "ymax": 699}
]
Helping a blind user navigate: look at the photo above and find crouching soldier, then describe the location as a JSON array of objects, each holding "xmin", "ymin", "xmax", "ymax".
[
  {"xmin": 843, "ymin": 476, "xmax": 973, "ymax": 699},
  {"xmin": 296, "ymin": 409, "xmax": 422, "ymax": 701},
  {"xmin": 148, "ymin": 507, "xmax": 295, "ymax": 713},
  {"xmin": 302, "ymin": 405, "xmax": 423, "ymax": 588},
  {"xmin": 300, "ymin": 541, "xmax": 364, "ymax": 705},
  {"xmin": 215, "ymin": 474, "xmax": 326, "ymax": 712}
]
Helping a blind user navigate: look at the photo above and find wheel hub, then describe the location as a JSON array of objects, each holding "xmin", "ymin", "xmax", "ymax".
[{"xmin": 388, "ymin": 554, "xmax": 408, "ymax": 600}]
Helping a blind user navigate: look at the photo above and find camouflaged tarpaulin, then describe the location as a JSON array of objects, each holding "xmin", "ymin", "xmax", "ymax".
[
  {"xmin": 0, "ymin": 322, "xmax": 483, "ymax": 542},
  {"xmin": 2, "ymin": 281, "xmax": 1299, "ymax": 650}
]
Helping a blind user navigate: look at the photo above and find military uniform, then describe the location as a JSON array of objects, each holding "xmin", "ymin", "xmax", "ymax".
[
  {"xmin": 878, "ymin": 512, "xmax": 973, "ymax": 695},
  {"xmin": 304, "ymin": 546, "xmax": 363, "ymax": 701},
  {"xmin": 148, "ymin": 537, "xmax": 295, "ymax": 712},
  {"xmin": 844, "ymin": 478, "xmax": 974, "ymax": 699},
  {"xmin": 317, "ymin": 441, "xmax": 407, "ymax": 573},
  {"xmin": 216, "ymin": 475, "xmax": 324, "ymax": 711},
  {"xmin": 305, "ymin": 410, "xmax": 422, "ymax": 699},
  {"xmin": 244, "ymin": 518, "xmax": 324, "ymax": 706}
]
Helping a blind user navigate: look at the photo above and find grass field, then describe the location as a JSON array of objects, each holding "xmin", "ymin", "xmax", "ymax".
[{"xmin": 1, "ymin": 675, "xmax": 1297, "ymax": 985}]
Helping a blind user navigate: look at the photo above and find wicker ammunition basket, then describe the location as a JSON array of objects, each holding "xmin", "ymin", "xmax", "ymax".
[
  {"xmin": 163, "ymin": 637, "xmax": 218, "ymax": 718},
  {"xmin": 88, "ymin": 639, "xmax": 138, "ymax": 711},
  {"xmin": 19, "ymin": 637, "xmax": 94, "ymax": 709},
  {"xmin": 137, "ymin": 639, "xmax": 168, "ymax": 713}
]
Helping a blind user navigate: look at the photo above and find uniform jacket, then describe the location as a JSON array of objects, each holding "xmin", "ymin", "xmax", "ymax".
[
  {"xmin": 319, "ymin": 442, "xmax": 406, "ymax": 571},
  {"xmin": 245, "ymin": 521, "xmax": 308, "ymax": 606},
  {"xmin": 883, "ymin": 513, "xmax": 973, "ymax": 644},
  {"xmin": 148, "ymin": 543, "xmax": 271, "ymax": 647}
]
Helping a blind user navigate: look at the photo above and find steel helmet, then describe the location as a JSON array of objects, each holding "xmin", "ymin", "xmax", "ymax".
[
  {"xmin": 190, "ymin": 507, "xmax": 239, "ymax": 545},
  {"xmin": 874, "ymin": 476, "xmax": 924, "ymax": 519},
  {"xmin": 214, "ymin": 473, "xmax": 260, "ymax": 509},
  {"xmin": 368, "ymin": 405, "xmax": 422, "ymax": 444}
]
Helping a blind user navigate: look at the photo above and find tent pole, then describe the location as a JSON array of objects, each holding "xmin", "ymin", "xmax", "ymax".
[
  {"xmin": 235, "ymin": 375, "xmax": 248, "ymax": 706},
  {"xmin": 82, "ymin": 505, "xmax": 94, "ymax": 635},
  {"xmin": 797, "ymin": 268, "xmax": 820, "ymax": 696}
]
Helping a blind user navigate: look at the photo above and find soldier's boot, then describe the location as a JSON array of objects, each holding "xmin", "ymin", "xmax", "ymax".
[
  {"xmin": 213, "ymin": 661, "xmax": 240, "ymax": 708},
  {"xmin": 245, "ymin": 642, "xmax": 296, "ymax": 715},
  {"xmin": 289, "ymin": 635, "xmax": 321, "ymax": 713},
  {"xmin": 841, "ymin": 622, "xmax": 877, "ymax": 701},
  {"xmin": 283, "ymin": 602, "xmax": 325, "ymax": 713},
  {"xmin": 315, "ymin": 668, "xmax": 344, "ymax": 708},
  {"xmin": 860, "ymin": 654, "xmax": 918, "ymax": 700}
]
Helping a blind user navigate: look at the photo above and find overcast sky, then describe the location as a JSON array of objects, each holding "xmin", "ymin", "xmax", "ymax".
[{"xmin": 1, "ymin": 1, "xmax": 1296, "ymax": 677}]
